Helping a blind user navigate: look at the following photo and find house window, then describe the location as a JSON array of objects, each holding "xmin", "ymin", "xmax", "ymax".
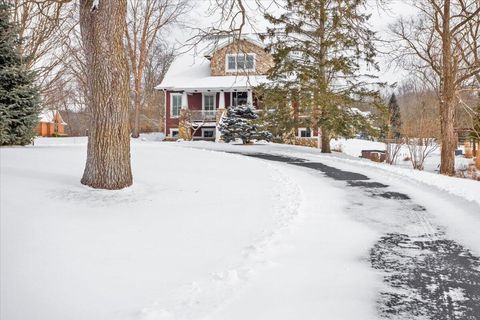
[
  {"xmin": 202, "ymin": 129, "xmax": 215, "ymax": 138},
  {"xmin": 227, "ymin": 55, "xmax": 236, "ymax": 70},
  {"xmin": 232, "ymin": 92, "xmax": 248, "ymax": 106},
  {"xmin": 298, "ymin": 128, "xmax": 312, "ymax": 138},
  {"xmin": 203, "ymin": 94, "xmax": 215, "ymax": 111},
  {"xmin": 170, "ymin": 129, "xmax": 179, "ymax": 137},
  {"xmin": 226, "ymin": 54, "xmax": 255, "ymax": 71},
  {"xmin": 171, "ymin": 94, "xmax": 182, "ymax": 118}
]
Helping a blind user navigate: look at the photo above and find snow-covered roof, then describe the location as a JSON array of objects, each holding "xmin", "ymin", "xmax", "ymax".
[
  {"xmin": 39, "ymin": 110, "xmax": 67, "ymax": 125},
  {"xmin": 156, "ymin": 37, "xmax": 272, "ymax": 91}
]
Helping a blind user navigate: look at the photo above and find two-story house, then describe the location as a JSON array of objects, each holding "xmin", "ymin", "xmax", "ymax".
[{"xmin": 156, "ymin": 36, "xmax": 274, "ymax": 141}]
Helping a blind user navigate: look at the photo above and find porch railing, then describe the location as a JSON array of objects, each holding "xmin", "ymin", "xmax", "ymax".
[{"xmin": 190, "ymin": 110, "xmax": 217, "ymax": 122}]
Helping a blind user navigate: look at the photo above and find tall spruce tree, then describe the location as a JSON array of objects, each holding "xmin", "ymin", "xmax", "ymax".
[
  {"xmin": 263, "ymin": 0, "xmax": 382, "ymax": 152},
  {"xmin": 388, "ymin": 93, "xmax": 401, "ymax": 139},
  {"xmin": 0, "ymin": 2, "xmax": 40, "ymax": 146}
]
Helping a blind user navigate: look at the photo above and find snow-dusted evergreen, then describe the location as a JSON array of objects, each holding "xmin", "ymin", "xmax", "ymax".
[
  {"xmin": 219, "ymin": 105, "xmax": 272, "ymax": 144},
  {"xmin": 388, "ymin": 93, "xmax": 402, "ymax": 139},
  {"xmin": 261, "ymin": 0, "xmax": 383, "ymax": 153},
  {"xmin": 0, "ymin": 2, "xmax": 39, "ymax": 146}
]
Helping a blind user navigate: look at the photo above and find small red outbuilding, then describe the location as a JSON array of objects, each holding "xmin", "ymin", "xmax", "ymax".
[{"xmin": 37, "ymin": 110, "xmax": 68, "ymax": 137}]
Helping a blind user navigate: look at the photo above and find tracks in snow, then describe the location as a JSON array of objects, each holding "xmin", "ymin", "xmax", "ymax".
[{"xmin": 138, "ymin": 155, "xmax": 303, "ymax": 320}]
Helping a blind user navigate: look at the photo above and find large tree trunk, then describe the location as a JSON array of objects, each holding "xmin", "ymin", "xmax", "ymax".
[
  {"xmin": 476, "ymin": 149, "xmax": 480, "ymax": 170},
  {"xmin": 439, "ymin": 97, "xmax": 456, "ymax": 175},
  {"xmin": 439, "ymin": 0, "xmax": 456, "ymax": 176},
  {"xmin": 321, "ymin": 127, "xmax": 331, "ymax": 153},
  {"xmin": 79, "ymin": 0, "xmax": 133, "ymax": 190},
  {"xmin": 318, "ymin": 2, "xmax": 330, "ymax": 154}
]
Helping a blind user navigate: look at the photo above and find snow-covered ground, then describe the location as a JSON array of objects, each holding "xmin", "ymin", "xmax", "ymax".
[
  {"xmin": 331, "ymin": 138, "xmax": 475, "ymax": 173},
  {"xmin": 1, "ymin": 138, "xmax": 301, "ymax": 320},
  {"xmin": 1, "ymin": 137, "xmax": 479, "ymax": 320}
]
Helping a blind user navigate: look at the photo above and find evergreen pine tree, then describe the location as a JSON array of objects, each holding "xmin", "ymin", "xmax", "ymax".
[
  {"xmin": 388, "ymin": 93, "xmax": 401, "ymax": 139},
  {"xmin": 0, "ymin": 2, "xmax": 40, "ymax": 146},
  {"xmin": 219, "ymin": 105, "xmax": 272, "ymax": 144},
  {"xmin": 262, "ymin": 0, "xmax": 383, "ymax": 152},
  {"xmin": 256, "ymin": 86, "xmax": 296, "ymax": 142}
]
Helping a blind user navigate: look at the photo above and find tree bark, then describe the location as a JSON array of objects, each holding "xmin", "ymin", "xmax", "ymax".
[
  {"xmin": 321, "ymin": 127, "xmax": 331, "ymax": 153},
  {"xmin": 476, "ymin": 149, "xmax": 480, "ymax": 170},
  {"xmin": 318, "ymin": 1, "xmax": 330, "ymax": 154},
  {"xmin": 79, "ymin": 0, "xmax": 133, "ymax": 190},
  {"xmin": 439, "ymin": 97, "xmax": 456, "ymax": 175},
  {"xmin": 439, "ymin": 0, "xmax": 456, "ymax": 176}
]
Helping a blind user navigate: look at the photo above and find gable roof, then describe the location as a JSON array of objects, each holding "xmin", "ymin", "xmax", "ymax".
[
  {"xmin": 156, "ymin": 36, "xmax": 271, "ymax": 91},
  {"xmin": 203, "ymin": 36, "xmax": 266, "ymax": 59},
  {"xmin": 39, "ymin": 110, "xmax": 67, "ymax": 125}
]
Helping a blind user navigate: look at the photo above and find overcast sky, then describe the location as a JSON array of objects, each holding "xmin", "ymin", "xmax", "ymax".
[{"xmin": 171, "ymin": 0, "xmax": 417, "ymax": 86}]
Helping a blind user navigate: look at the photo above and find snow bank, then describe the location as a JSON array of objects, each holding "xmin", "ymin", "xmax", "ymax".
[
  {"xmin": 331, "ymin": 138, "xmax": 475, "ymax": 173},
  {"xmin": 331, "ymin": 138, "xmax": 385, "ymax": 157},
  {"xmin": 324, "ymin": 139, "xmax": 480, "ymax": 206},
  {"xmin": 139, "ymin": 132, "xmax": 165, "ymax": 142},
  {"xmin": 33, "ymin": 136, "xmax": 88, "ymax": 146},
  {"xmin": 327, "ymin": 156, "xmax": 480, "ymax": 206}
]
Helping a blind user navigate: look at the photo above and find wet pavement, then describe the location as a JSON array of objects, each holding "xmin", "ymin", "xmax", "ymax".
[{"xmin": 231, "ymin": 152, "xmax": 480, "ymax": 320}]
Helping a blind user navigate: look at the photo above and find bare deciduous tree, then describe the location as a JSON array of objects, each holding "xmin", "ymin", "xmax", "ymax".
[
  {"xmin": 389, "ymin": 0, "xmax": 480, "ymax": 175},
  {"xmin": 385, "ymin": 139, "xmax": 403, "ymax": 165},
  {"xmin": 402, "ymin": 95, "xmax": 440, "ymax": 171},
  {"xmin": 11, "ymin": 0, "xmax": 71, "ymax": 94},
  {"xmin": 140, "ymin": 42, "xmax": 174, "ymax": 133},
  {"xmin": 126, "ymin": 0, "xmax": 187, "ymax": 138}
]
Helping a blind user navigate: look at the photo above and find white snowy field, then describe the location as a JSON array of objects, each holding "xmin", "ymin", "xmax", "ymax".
[
  {"xmin": 330, "ymin": 138, "xmax": 475, "ymax": 173},
  {"xmin": 1, "ymin": 137, "xmax": 479, "ymax": 320}
]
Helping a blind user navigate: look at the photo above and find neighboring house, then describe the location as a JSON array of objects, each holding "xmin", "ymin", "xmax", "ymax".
[
  {"xmin": 37, "ymin": 110, "xmax": 67, "ymax": 137},
  {"xmin": 156, "ymin": 36, "xmax": 274, "ymax": 141}
]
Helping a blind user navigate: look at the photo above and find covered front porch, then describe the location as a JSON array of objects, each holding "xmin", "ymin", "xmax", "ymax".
[
  {"xmin": 177, "ymin": 89, "xmax": 255, "ymax": 115},
  {"xmin": 174, "ymin": 89, "xmax": 256, "ymax": 141}
]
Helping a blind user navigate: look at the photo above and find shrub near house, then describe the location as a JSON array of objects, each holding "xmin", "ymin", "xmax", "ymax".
[{"xmin": 219, "ymin": 105, "xmax": 272, "ymax": 144}]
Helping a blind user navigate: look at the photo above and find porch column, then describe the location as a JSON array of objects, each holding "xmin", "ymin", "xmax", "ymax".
[
  {"xmin": 181, "ymin": 91, "xmax": 188, "ymax": 109},
  {"xmin": 247, "ymin": 90, "xmax": 253, "ymax": 106},
  {"xmin": 219, "ymin": 91, "xmax": 225, "ymax": 109},
  {"xmin": 216, "ymin": 91, "xmax": 226, "ymax": 143}
]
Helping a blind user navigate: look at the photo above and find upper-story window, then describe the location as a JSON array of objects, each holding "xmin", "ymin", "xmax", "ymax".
[{"xmin": 226, "ymin": 53, "xmax": 255, "ymax": 72}]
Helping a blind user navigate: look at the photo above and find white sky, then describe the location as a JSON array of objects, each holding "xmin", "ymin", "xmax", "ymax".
[{"xmin": 171, "ymin": 0, "xmax": 417, "ymax": 85}]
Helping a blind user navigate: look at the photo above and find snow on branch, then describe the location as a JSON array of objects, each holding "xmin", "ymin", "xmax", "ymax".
[{"xmin": 92, "ymin": 0, "xmax": 99, "ymax": 11}]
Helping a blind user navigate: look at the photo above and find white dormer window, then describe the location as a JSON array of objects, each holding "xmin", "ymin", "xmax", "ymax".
[{"xmin": 226, "ymin": 53, "xmax": 255, "ymax": 71}]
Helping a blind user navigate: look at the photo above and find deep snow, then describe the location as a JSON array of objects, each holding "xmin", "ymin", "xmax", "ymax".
[
  {"xmin": 1, "ymin": 138, "xmax": 479, "ymax": 320},
  {"xmin": 1, "ymin": 139, "xmax": 300, "ymax": 320}
]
